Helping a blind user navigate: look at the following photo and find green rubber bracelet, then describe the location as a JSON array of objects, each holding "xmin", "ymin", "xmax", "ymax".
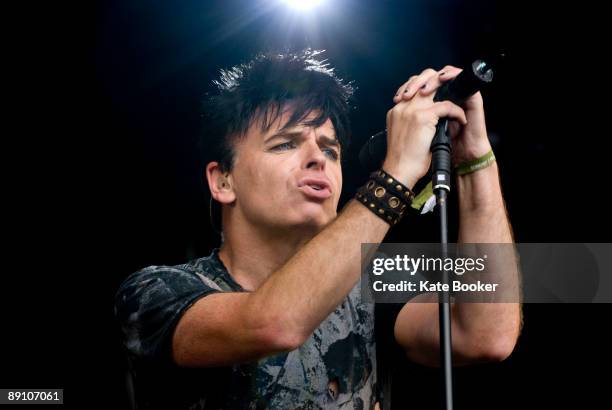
[
  {"xmin": 454, "ymin": 149, "xmax": 496, "ymax": 176},
  {"xmin": 410, "ymin": 150, "xmax": 496, "ymax": 212}
]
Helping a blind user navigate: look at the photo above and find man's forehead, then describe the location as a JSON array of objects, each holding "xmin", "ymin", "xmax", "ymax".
[{"xmin": 272, "ymin": 111, "xmax": 334, "ymax": 136}]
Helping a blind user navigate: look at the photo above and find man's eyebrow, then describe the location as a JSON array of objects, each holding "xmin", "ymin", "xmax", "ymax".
[
  {"xmin": 318, "ymin": 135, "xmax": 341, "ymax": 147},
  {"xmin": 263, "ymin": 130, "xmax": 340, "ymax": 147},
  {"xmin": 263, "ymin": 130, "xmax": 302, "ymax": 144}
]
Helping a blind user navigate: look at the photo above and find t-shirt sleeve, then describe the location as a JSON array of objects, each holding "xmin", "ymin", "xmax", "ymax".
[{"xmin": 114, "ymin": 266, "xmax": 221, "ymax": 365}]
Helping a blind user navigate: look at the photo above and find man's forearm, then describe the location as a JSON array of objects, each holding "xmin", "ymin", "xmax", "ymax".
[
  {"xmin": 246, "ymin": 200, "xmax": 389, "ymax": 344},
  {"xmin": 454, "ymin": 162, "xmax": 521, "ymax": 357},
  {"xmin": 457, "ymin": 162, "xmax": 513, "ymax": 244}
]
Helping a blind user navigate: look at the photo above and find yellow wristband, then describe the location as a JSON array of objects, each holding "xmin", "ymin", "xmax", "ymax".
[
  {"xmin": 411, "ymin": 150, "xmax": 496, "ymax": 213},
  {"xmin": 454, "ymin": 150, "xmax": 496, "ymax": 176}
]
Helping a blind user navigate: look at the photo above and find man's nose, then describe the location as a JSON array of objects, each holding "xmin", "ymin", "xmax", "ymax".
[{"xmin": 303, "ymin": 139, "xmax": 327, "ymax": 170}]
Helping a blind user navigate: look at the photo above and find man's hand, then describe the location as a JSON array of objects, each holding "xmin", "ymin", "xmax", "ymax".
[
  {"xmin": 393, "ymin": 65, "xmax": 493, "ymax": 167},
  {"xmin": 382, "ymin": 69, "xmax": 467, "ymax": 189}
]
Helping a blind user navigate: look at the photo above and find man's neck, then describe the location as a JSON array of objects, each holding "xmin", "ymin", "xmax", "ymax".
[{"xmin": 218, "ymin": 220, "xmax": 320, "ymax": 291}]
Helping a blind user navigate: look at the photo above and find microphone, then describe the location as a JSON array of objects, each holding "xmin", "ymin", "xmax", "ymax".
[{"xmin": 358, "ymin": 56, "xmax": 502, "ymax": 172}]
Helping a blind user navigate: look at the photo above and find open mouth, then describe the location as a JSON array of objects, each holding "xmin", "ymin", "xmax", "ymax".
[{"xmin": 298, "ymin": 178, "xmax": 332, "ymax": 200}]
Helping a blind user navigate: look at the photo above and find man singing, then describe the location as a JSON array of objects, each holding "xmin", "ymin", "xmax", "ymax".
[{"xmin": 115, "ymin": 49, "xmax": 521, "ymax": 409}]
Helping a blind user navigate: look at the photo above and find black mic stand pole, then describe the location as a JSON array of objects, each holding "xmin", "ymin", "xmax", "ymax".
[
  {"xmin": 430, "ymin": 116, "xmax": 454, "ymax": 410},
  {"xmin": 430, "ymin": 57, "xmax": 498, "ymax": 409}
]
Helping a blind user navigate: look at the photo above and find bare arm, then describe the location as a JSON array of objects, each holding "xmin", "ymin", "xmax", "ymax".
[
  {"xmin": 454, "ymin": 162, "xmax": 522, "ymax": 354},
  {"xmin": 394, "ymin": 163, "xmax": 522, "ymax": 367},
  {"xmin": 172, "ymin": 200, "xmax": 389, "ymax": 367}
]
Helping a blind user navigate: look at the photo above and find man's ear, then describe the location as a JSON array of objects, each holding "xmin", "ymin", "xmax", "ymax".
[{"xmin": 205, "ymin": 162, "xmax": 236, "ymax": 205}]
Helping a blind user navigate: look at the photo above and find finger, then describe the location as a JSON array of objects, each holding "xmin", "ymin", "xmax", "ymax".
[
  {"xmin": 393, "ymin": 75, "xmax": 418, "ymax": 103},
  {"xmin": 419, "ymin": 66, "xmax": 463, "ymax": 97},
  {"xmin": 428, "ymin": 100, "xmax": 468, "ymax": 125},
  {"xmin": 401, "ymin": 68, "xmax": 438, "ymax": 101},
  {"xmin": 438, "ymin": 65, "xmax": 462, "ymax": 82}
]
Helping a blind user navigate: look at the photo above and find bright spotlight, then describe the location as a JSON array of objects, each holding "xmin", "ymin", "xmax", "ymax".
[{"xmin": 282, "ymin": 0, "xmax": 325, "ymax": 11}]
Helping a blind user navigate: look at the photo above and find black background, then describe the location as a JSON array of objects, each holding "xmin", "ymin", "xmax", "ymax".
[{"xmin": 3, "ymin": 0, "xmax": 611, "ymax": 408}]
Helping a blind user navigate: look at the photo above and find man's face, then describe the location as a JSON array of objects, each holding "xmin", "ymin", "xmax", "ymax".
[{"xmin": 228, "ymin": 109, "xmax": 343, "ymax": 233}]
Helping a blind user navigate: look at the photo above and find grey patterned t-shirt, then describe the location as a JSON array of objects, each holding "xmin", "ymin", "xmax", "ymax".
[{"xmin": 115, "ymin": 248, "xmax": 380, "ymax": 409}]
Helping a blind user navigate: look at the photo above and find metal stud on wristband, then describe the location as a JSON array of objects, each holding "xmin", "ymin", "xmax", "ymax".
[
  {"xmin": 355, "ymin": 169, "xmax": 415, "ymax": 226},
  {"xmin": 371, "ymin": 169, "xmax": 416, "ymax": 203}
]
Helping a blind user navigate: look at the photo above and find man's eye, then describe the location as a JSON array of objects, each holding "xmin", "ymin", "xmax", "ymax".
[
  {"xmin": 271, "ymin": 142, "xmax": 296, "ymax": 151},
  {"xmin": 271, "ymin": 142, "xmax": 339, "ymax": 160},
  {"xmin": 323, "ymin": 148, "xmax": 340, "ymax": 160}
]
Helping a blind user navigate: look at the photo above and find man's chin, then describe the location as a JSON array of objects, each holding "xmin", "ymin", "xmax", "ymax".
[
  {"xmin": 294, "ymin": 213, "xmax": 335, "ymax": 231},
  {"xmin": 273, "ymin": 209, "xmax": 330, "ymax": 231},
  {"xmin": 269, "ymin": 204, "xmax": 337, "ymax": 232}
]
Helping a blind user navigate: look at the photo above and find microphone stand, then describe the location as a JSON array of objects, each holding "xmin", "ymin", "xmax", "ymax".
[
  {"xmin": 359, "ymin": 55, "xmax": 501, "ymax": 410},
  {"xmin": 430, "ymin": 57, "xmax": 498, "ymax": 409},
  {"xmin": 430, "ymin": 116, "xmax": 454, "ymax": 410}
]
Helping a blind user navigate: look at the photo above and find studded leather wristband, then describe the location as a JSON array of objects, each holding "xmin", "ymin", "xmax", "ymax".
[{"xmin": 355, "ymin": 169, "xmax": 415, "ymax": 226}]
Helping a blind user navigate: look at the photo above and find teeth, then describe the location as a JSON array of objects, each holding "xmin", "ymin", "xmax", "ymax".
[{"xmin": 304, "ymin": 182, "xmax": 326, "ymax": 191}]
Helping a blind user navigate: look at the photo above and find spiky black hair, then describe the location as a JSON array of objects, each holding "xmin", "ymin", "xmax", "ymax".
[{"xmin": 199, "ymin": 49, "xmax": 355, "ymax": 172}]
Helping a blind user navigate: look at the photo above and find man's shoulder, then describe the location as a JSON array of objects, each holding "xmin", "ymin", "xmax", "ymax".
[
  {"xmin": 117, "ymin": 249, "xmax": 237, "ymax": 298},
  {"xmin": 114, "ymin": 250, "xmax": 236, "ymax": 359}
]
